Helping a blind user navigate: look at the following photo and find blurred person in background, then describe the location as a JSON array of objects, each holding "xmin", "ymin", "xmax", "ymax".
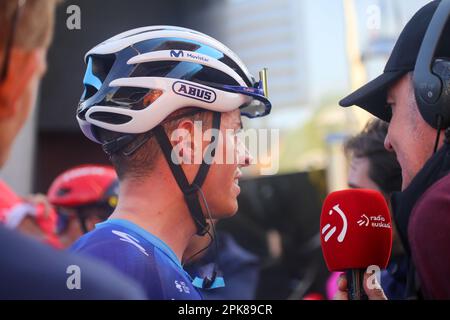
[
  {"xmin": 0, "ymin": 0, "xmax": 145, "ymax": 299},
  {"xmin": 339, "ymin": 0, "xmax": 450, "ymax": 299},
  {"xmin": 0, "ymin": 179, "xmax": 61, "ymax": 248},
  {"xmin": 344, "ymin": 119, "xmax": 407, "ymax": 299},
  {"xmin": 48, "ymin": 164, "xmax": 118, "ymax": 248}
]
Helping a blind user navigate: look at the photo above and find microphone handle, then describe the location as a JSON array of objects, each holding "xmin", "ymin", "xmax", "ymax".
[{"xmin": 346, "ymin": 269, "xmax": 368, "ymax": 300}]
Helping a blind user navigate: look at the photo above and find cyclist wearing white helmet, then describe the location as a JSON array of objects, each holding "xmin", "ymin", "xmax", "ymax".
[{"xmin": 71, "ymin": 25, "xmax": 271, "ymax": 300}]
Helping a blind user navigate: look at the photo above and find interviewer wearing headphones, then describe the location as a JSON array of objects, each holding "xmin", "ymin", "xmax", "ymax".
[{"xmin": 339, "ymin": 0, "xmax": 450, "ymax": 299}]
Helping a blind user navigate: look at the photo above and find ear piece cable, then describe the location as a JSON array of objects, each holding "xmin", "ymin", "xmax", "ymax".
[
  {"xmin": 183, "ymin": 183, "xmax": 224, "ymax": 290},
  {"xmin": 182, "ymin": 186, "xmax": 215, "ymax": 266},
  {"xmin": 433, "ymin": 115, "xmax": 444, "ymax": 154},
  {"xmin": 194, "ymin": 183, "xmax": 220, "ymax": 267},
  {"xmin": 182, "ymin": 229, "xmax": 214, "ymax": 266}
]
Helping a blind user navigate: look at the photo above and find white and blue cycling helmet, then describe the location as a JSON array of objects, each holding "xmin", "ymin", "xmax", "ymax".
[
  {"xmin": 76, "ymin": 25, "xmax": 272, "ymax": 237},
  {"xmin": 77, "ymin": 25, "xmax": 270, "ymax": 143}
]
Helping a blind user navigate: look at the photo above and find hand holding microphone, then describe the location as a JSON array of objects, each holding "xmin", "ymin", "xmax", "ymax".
[
  {"xmin": 320, "ymin": 189, "xmax": 392, "ymax": 300},
  {"xmin": 335, "ymin": 271, "xmax": 387, "ymax": 300}
]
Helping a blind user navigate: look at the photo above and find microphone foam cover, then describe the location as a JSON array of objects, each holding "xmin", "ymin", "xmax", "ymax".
[{"xmin": 320, "ymin": 189, "xmax": 392, "ymax": 271}]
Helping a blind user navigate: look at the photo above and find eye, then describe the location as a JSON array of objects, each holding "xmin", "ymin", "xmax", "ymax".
[{"xmin": 386, "ymin": 103, "xmax": 395, "ymax": 113}]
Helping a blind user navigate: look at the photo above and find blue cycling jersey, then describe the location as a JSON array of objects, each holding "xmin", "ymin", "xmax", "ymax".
[{"xmin": 71, "ymin": 218, "xmax": 202, "ymax": 300}]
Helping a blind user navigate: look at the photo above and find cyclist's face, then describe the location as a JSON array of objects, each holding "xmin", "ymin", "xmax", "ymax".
[
  {"xmin": 56, "ymin": 207, "xmax": 82, "ymax": 248},
  {"xmin": 56, "ymin": 206, "xmax": 107, "ymax": 248},
  {"xmin": 201, "ymin": 109, "xmax": 251, "ymax": 218}
]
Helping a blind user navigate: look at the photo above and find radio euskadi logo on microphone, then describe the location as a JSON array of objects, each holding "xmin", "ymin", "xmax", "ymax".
[
  {"xmin": 321, "ymin": 204, "xmax": 348, "ymax": 243},
  {"xmin": 357, "ymin": 214, "xmax": 391, "ymax": 229}
]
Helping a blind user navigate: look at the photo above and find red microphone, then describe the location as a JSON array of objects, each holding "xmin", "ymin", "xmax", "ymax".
[{"xmin": 320, "ymin": 189, "xmax": 392, "ymax": 299}]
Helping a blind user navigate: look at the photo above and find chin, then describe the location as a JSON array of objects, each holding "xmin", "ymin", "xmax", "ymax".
[
  {"xmin": 212, "ymin": 199, "xmax": 239, "ymax": 219},
  {"xmin": 227, "ymin": 197, "xmax": 239, "ymax": 216},
  {"xmin": 228, "ymin": 202, "xmax": 239, "ymax": 217}
]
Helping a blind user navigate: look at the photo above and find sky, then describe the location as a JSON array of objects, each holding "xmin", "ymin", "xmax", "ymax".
[{"xmin": 303, "ymin": 0, "xmax": 430, "ymax": 105}]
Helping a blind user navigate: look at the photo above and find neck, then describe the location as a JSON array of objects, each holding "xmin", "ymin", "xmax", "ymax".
[
  {"xmin": 110, "ymin": 174, "xmax": 196, "ymax": 262},
  {"xmin": 183, "ymin": 232, "xmax": 212, "ymax": 263}
]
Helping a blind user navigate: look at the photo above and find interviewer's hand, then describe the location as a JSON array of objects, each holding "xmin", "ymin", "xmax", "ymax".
[{"xmin": 334, "ymin": 272, "xmax": 387, "ymax": 300}]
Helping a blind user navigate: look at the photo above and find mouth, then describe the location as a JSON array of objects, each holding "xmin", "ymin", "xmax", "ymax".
[{"xmin": 233, "ymin": 170, "xmax": 242, "ymax": 188}]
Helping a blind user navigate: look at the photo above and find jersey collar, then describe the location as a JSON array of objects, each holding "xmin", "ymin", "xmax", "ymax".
[{"xmin": 96, "ymin": 218, "xmax": 182, "ymax": 269}]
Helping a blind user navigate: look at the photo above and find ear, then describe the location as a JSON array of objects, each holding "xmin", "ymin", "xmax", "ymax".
[
  {"xmin": 0, "ymin": 49, "xmax": 42, "ymax": 119},
  {"xmin": 176, "ymin": 119, "xmax": 197, "ymax": 164},
  {"xmin": 177, "ymin": 118, "xmax": 196, "ymax": 135}
]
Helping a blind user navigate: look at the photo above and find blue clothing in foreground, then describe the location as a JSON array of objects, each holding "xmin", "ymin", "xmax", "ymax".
[
  {"xmin": 71, "ymin": 218, "xmax": 201, "ymax": 300},
  {"xmin": 0, "ymin": 226, "xmax": 145, "ymax": 299}
]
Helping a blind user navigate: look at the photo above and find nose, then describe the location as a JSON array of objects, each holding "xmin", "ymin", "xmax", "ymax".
[
  {"xmin": 237, "ymin": 139, "xmax": 253, "ymax": 168},
  {"xmin": 384, "ymin": 134, "xmax": 394, "ymax": 152}
]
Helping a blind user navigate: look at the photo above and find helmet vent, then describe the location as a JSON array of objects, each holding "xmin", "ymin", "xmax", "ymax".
[
  {"xmin": 91, "ymin": 54, "xmax": 116, "ymax": 82},
  {"xmin": 89, "ymin": 112, "xmax": 132, "ymax": 125},
  {"xmin": 57, "ymin": 187, "xmax": 71, "ymax": 197}
]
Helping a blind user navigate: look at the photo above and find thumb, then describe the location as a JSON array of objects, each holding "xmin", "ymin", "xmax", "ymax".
[{"xmin": 363, "ymin": 270, "xmax": 387, "ymax": 300}]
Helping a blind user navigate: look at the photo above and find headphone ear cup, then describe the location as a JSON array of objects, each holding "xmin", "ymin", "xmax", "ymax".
[{"xmin": 431, "ymin": 59, "xmax": 450, "ymax": 128}]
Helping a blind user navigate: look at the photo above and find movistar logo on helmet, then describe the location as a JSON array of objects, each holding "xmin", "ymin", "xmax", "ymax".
[
  {"xmin": 169, "ymin": 50, "xmax": 209, "ymax": 62},
  {"xmin": 170, "ymin": 50, "xmax": 184, "ymax": 58},
  {"xmin": 172, "ymin": 81, "xmax": 216, "ymax": 103}
]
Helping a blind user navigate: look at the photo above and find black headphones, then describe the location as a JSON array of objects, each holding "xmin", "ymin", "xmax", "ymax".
[{"xmin": 413, "ymin": 0, "xmax": 450, "ymax": 130}]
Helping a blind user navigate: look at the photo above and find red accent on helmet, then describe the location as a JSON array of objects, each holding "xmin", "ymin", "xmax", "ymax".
[{"xmin": 47, "ymin": 165, "xmax": 117, "ymax": 207}]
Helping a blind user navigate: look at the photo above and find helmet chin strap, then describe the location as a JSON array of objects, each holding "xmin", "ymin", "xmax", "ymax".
[{"xmin": 153, "ymin": 112, "xmax": 222, "ymax": 236}]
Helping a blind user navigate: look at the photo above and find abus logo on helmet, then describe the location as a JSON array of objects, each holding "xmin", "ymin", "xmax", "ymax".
[{"xmin": 172, "ymin": 81, "xmax": 217, "ymax": 103}]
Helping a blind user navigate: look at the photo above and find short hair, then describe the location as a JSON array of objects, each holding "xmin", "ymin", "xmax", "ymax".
[
  {"xmin": 106, "ymin": 108, "xmax": 212, "ymax": 182},
  {"xmin": 344, "ymin": 119, "xmax": 402, "ymax": 196},
  {"xmin": 0, "ymin": 0, "xmax": 59, "ymax": 52}
]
